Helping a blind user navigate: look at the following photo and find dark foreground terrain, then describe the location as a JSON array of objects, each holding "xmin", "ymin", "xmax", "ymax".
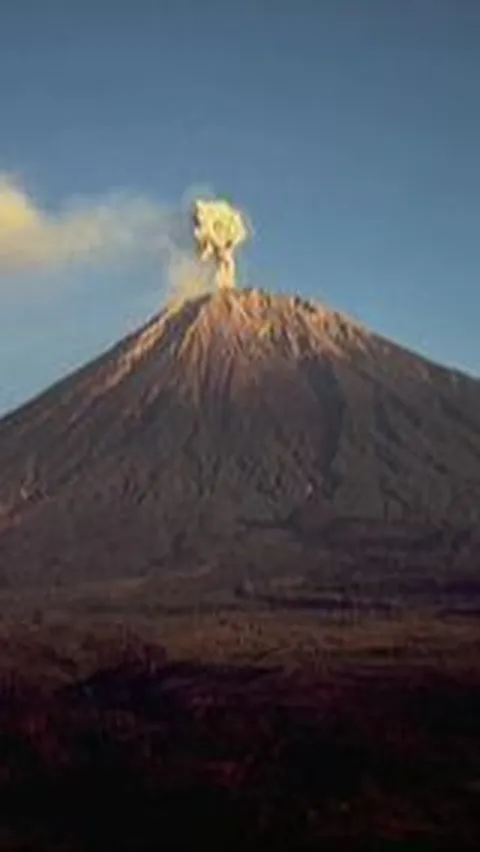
[{"xmin": 0, "ymin": 602, "xmax": 479, "ymax": 850}]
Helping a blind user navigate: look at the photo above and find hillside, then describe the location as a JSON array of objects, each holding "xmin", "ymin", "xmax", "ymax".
[{"xmin": 0, "ymin": 287, "xmax": 479, "ymax": 591}]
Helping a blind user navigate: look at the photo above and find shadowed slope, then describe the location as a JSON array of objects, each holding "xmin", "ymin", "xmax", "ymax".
[{"xmin": 0, "ymin": 288, "xmax": 479, "ymax": 588}]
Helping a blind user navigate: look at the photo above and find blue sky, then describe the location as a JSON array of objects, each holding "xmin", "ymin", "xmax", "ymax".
[{"xmin": 0, "ymin": 0, "xmax": 479, "ymax": 414}]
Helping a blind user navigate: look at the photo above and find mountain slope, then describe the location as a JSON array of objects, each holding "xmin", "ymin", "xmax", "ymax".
[{"xmin": 0, "ymin": 288, "xmax": 479, "ymax": 589}]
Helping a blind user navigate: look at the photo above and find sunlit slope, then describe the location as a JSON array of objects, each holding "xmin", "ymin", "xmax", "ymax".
[{"xmin": 0, "ymin": 288, "xmax": 479, "ymax": 586}]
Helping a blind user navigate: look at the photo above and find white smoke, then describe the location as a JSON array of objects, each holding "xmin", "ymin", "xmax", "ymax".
[
  {"xmin": 192, "ymin": 198, "xmax": 249, "ymax": 290},
  {"xmin": 0, "ymin": 173, "xmax": 217, "ymax": 302}
]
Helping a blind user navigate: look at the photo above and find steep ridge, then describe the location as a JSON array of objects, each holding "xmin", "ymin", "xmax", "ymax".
[{"xmin": 0, "ymin": 288, "xmax": 479, "ymax": 588}]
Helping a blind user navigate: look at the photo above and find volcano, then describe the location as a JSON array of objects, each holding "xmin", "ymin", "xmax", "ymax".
[{"xmin": 0, "ymin": 288, "xmax": 479, "ymax": 592}]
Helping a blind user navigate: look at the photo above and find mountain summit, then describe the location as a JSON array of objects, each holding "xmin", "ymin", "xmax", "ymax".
[{"xmin": 0, "ymin": 288, "xmax": 479, "ymax": 589}]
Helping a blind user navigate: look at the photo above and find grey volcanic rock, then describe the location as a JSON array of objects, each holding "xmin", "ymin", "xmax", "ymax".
[{"xmin": 0, "ymin": 288, "xmax": 479, "ymax": 588}]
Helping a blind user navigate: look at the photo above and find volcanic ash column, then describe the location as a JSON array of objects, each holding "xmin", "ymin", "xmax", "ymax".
[{"xmin": 192, "ymin": 198, "xmax": 248, "ymax": 290}]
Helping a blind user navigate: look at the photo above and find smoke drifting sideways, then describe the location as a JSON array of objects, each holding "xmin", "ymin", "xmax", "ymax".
[{"xmin": 0, "ymin": 175, "xmax": 252, "ymax": 308}]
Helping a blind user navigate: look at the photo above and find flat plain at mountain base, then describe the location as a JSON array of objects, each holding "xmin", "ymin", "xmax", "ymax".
[{"xmin": 0, "ymin": 597, "xmax": 479, "ymax": 851}]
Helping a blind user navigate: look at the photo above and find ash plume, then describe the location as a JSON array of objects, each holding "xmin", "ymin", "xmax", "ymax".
[
  {"xmin": 0, "ymin": 174, "xmax": 251, "ymax": 307},
  {"xmin": 192, "ymin": 198, "xmax": 249, "ymax": 290}
]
